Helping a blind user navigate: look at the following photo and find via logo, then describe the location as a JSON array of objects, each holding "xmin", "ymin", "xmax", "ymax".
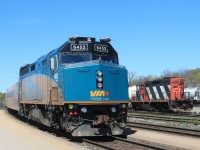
[{"xmin": 90, "ymin": 90, "xmax": 109, "ymax": 97}]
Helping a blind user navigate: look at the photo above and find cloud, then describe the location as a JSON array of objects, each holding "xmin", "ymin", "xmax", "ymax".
[{"xmin": 11, "ymin": 19, "xmax": 45, "ymax": 25}]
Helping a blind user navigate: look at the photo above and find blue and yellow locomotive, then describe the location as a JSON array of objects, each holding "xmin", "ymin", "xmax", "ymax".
[{"xmin": 5, "ymin": 36, "xmax": 128, "ymax": 136}]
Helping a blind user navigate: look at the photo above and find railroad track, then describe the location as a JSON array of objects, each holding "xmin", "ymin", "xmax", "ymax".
[
  {"xmin": 82, "ymin": 136, "xmax": 183, "ymax": 150},
  {"xmin": 6, "ymin": 109, "xmax": 184, "ymax": 150},
  {"xmin": 128, "ymin": 111, "xmax": 200, "ymax": 117},
  {"xmin": 128, "ymin": 122, "xmax": 200, "ymax": 137},
  {"xmin": 128, "ymin": 114, "xmax": 200, "ymax": 124},
  {"xmin": 128, "ymin": 110, "xmax": 198, "ymax": 117},
  {"xmin": 128, "ymin": 111, "xmax": 200, "ymax": 119}
]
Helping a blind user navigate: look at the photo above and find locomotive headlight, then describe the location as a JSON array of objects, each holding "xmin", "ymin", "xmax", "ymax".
[
  {"xmin": 96, "ymin": 71, "xmax": 103, "ymax": 89},
  {"xmin": 97, "ymin": 83, "xmax": 103, "ymax": 88},
  {"xmin": 81, "ymin": 107, "xmax": 87, "ymax": 113},
  {"xmin": 122, "ymin": 104, "xmax": 126, "ymax": 108},
  {"xmin": 110, "ymin": 106, "xmax": 116, "ymax": 113},
  {"xmin": 97, "ymin": 77, "xmax": 103, "ymax": 82},
  {"xmin": 69, "ymin": 104, "xmax": 73, "ymax": 109},
  {"xmin": 96, "ymin": 71, "xmax": 102, "ymax": 76}
]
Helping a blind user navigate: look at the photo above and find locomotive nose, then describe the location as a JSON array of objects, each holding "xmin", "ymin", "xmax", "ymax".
[{"xmin": 63, "ymin": 63, "xmax": 128, "ymax": 102}]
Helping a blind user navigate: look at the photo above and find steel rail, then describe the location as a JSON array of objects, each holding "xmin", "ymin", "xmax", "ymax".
[
  {"xmin": 128, "ymin": 110, "xmax": 198, "ymax": 117},
  {"xmin": 83, "ymin": 136, "xmax": 171, "ymax": 150},
  {"xmin": 82, "ymin": 138, "xmax": 116, "ymax": 150},
  {"xmin": 128, "ymin": 111, "xmax": 200, "ymax": 118},
  {"xmin": 112, "ymin": 136, "xmax": 170, "ymax": 150},
  {"xmin": 128, "ymin": 115, "xmax": 200, "ymax": 123},
  {"xmin": 128, "ymin": 122, "xmax": 200, "ymax": 137}
]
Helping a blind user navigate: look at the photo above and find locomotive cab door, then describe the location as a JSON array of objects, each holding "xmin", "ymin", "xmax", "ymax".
[
  {"xmin": 50, "ymin": 55, "xmax": 59, "ymax": 102},
  {"xmin": 41, "ymin": 59, "xmax": 49, "ymax": 103},
  {"xmin": 19, "ymin": 79, "xmax": 22, "ymax": 102}
]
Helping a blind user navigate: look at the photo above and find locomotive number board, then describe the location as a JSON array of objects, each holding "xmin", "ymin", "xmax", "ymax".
[
  {"xmin": 94, "ymin": 44, "xmax": 108, "ymax": 53},
  {"xmin": 70, "ymin": 44, "xmax": 88, "ymax": 51}
]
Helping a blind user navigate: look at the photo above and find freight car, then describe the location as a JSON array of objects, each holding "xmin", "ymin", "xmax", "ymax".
[
  {"xmin": 5, "ymin": 36, "xmax": 128, "ymax": 137},
  {"xmin": 129, "ymin": 77, "xmax": 193, "ymax": 112}
]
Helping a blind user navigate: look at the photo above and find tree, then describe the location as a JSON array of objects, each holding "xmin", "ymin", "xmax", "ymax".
[
  {"xmin": 0, "ymin": 92, "xmax": 5, "ymax": 101},
  {"xmin": 128, "ymin": 72, "xmax": 136, "ymax": 86},
  {"xmin": 161, "ymin": 69, "xmax": 174, "ymax": 77},
  {"xmin": 128, "ymin": 68, "xmax": 200, "ymax": 88}
]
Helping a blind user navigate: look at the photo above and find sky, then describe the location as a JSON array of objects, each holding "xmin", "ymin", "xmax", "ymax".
[{"xmin": 0, "ymin": 0, "xmax": 200, "ymax": 92}]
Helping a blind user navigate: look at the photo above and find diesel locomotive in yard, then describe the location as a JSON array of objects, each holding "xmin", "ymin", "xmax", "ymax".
[
  {"xmin": 5, "ymin": 36, "xmax": 129, "ymax": 137},
  {"xmin": 129, "ymin": 77, "xmax": 193, "ymax": 112}
]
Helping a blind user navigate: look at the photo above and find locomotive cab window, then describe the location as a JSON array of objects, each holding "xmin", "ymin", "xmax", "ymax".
[
  {"xmin": 50, "ymin": 55, "xmax": 58, "ymax": 71},
  {"xmin": 92, "ymin": 53, "xmax": 118, "ymax": 64},
  {"xmin": 20, "ymin": 64, "xmax": 30, "ymax": 76},
  {"xmin": 31, "ymin": 64, "xmax": 36, "ymax": 71},
  {"xmin": 42, "ymin": 59, "xmax": 47, "ymax": 66},
  {"xmin": 172, "ymin": 81, "xmax": 178, "ymax": 84},
  {"xmin": 59, "ymin": 42, "xmax": 119, "ymax": 65},
  {"xmin": 61, "ymin": 52, "xmax": 91, "ymax": 64}
]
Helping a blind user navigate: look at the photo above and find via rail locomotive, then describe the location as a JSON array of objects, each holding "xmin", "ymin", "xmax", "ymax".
[
  {"xmin": 129, "ymin": 77, "xmax": 193, "ymax": 112},
  {"xmin": 5, "ymin": 36, "xmax": 129, "ymax": 137}
]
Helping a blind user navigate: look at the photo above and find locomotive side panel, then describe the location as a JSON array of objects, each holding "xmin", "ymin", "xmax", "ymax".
[
  {"xmin": 20, "ymin": 54, "xmax": 64, "ymax": 105},
  {"xmin": 21, "ymin": 74, "xmax": 50, "ymax": 104}
]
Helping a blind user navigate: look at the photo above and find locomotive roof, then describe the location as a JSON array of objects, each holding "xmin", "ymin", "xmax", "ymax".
[
  {"xmin": 19, "ymin": 36, "xmax": 118, "ymax": 76},
  {"xmin": 34, "ymin": 36, "xmax": 115, "ymax": 64},
  {"xmin": 163, "ymin": 77, "xmax": 180, "ymax": 79},
  {"xmin": 136, "ymin": 77, "xmax": 183, "ymax": 86}
]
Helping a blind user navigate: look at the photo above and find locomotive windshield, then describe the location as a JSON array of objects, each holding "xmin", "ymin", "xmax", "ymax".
[
  {"xmin": 92, "ymin": 53, "xmax": 118, "ymax": 63},
  {"xmin": 60, "ymin": 42, "xmax": 119, "ymax": 65},
  {"xmin": 60, "ymin": 52, "xmax": 117, "ymax": 65},
  {"xmin": 61, "ymin": 52, "xmax": 91, "ymax": 64}
]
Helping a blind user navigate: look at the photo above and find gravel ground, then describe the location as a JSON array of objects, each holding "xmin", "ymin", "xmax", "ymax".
[
  {"xmin": 128, "ymin": 127, "xmax": 200, "ymax": 150},
  {"xmin": 191, "ymin": 106, "xmax": 200, "ymax": 114},
  {"xmin": 128, "ymin": 106, "xmax": 200, "ymax": 130},
  {"xmin": 128, "ymin": 117, "xmax": 200, "ymax": 130},
  {"xmin": 80, "ymin": 139, "xmax": 150, "ymax": 150}
]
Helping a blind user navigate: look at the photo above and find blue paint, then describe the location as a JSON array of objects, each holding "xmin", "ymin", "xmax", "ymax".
[
  {"xmin": 18, "ymin": 37, "xmax": 128, "ymax": 103},
  {"xmin": 63, "ymin": 62, "xmax": 128, "ymax": 102}
]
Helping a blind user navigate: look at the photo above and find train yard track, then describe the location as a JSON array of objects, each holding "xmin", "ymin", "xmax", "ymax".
[
  {"xmin": 82, "ymin": 136, "xmax": 181, "ymax": 150},
  {"xmin": 128, "ymin": 111, "xmax": 200, "ymax": 117},
  {"xmin": 128, "ymin": 113, "xmax": 200, "ymax": 124},
  {"xmin": 127, "ymin": 122, "xmax": 200, "ymax": 137},
  {"xmin": 128, "ymin": 110, "xmax": 199, "ymax": 117},
  {"xmin": 6, "ymin": 109, "xmax": 184, "ymax": 150}
]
